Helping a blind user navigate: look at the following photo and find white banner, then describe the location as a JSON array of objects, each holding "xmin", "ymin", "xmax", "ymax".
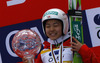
[{"xmin": 86, "ymin": 7, "xmax": 100, "ymax": 47}]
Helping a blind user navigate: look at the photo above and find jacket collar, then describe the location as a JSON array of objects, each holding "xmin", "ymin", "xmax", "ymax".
[{"xmin": 47, "ymin": 32, "xmax": 70, "ymax": 44}]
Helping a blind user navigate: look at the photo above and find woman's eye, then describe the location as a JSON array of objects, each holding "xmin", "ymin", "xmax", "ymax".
[
  {"xmin": 46, "ymin": 25, "xmax": 50, "ymax": 28},
  {"xmin": 54, "ymin": 23, "xmax": 59, "ymax": 27}
]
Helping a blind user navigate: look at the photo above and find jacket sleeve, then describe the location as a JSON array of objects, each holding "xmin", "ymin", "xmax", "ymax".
[
  {"xmin": 35, "ymin": 53, "xmax": 43, "ymax": 63},
  {"xmin": 78, "ymin": 44, "xmax": 98, "ymax": 63}
]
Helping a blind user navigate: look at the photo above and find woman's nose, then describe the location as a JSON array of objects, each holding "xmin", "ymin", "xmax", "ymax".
[{"xmin": 50, "ymin": 26, "xmax": 54, "ymax": 31}]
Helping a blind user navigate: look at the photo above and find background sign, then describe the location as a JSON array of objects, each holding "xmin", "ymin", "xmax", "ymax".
[
  {"xmin": 0, "ymin": 20, "xmax": 46, "ymax": 63},
  {"xmin": 0, "ymin": 0, "xmax": 100, "ymax": 63},
  {"xmin": 85, "ymin": 7, "xmax": 100, "ymax": 47}
]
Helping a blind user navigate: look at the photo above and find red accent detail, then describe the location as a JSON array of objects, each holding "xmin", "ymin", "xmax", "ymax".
[{"xmin": 47, "ymin": 16, "xmax": 51, "ymax": 18}]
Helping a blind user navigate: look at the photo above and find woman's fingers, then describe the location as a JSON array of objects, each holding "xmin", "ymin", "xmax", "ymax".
[
  {"xmin": 71, "ymin": 48, "xmax": 77, "ymax": 51},
  {"xmin": 70, "ymin": 37, "xmax": 83, "ymax": 52},
  {"xmin": 70, "ymin": 41, "xmax": 78, "ymax": 46},
  {"xmin": 22, "ymin": 57, "xmax": 28, "ymax": 63},
  {"xmin": 72, "ymin": 37, "xmax": 80, "ymax": 43}
]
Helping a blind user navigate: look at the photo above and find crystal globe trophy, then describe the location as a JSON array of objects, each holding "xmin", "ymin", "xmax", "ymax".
[{"xmin": 12, "ymin": 29, "xmax": 42, "ymax": 63}]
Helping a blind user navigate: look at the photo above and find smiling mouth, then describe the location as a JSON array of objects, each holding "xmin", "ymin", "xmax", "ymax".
[{"xmin": 49, "ymin": 33, "xmax": 57, "ymax": 36}]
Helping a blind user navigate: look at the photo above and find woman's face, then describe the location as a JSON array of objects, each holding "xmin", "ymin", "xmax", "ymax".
[{"xmin": 45, "ymin": 19, "xmax": 62, "ymax": 40}]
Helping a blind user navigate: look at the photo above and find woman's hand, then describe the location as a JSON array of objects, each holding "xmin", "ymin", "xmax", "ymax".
[
  {"xmin": 22, "ymin": 57, "xmax": 28, "ymax": 63},
  {"xmin": 70, "ymin": 37, "xmax": 83, "ymax": 52},
  {"xmin": 22, "ymin": 55, "xmax": 34, "ymax": 63}
]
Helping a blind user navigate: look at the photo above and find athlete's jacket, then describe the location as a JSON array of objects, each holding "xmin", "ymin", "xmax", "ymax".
[
  {"xmin": 18, "ymin": 44, "xmax": 100, "ymax": 63},
  {"xmin": 78, "ymin": 44, "xmax": 100, "ymax": 63},
  {"xmin": 17, "ymin": 34, "xmax": 100, "ymax": 63},
  {"xmin": 35, "ymin": 37, "xmax": 73, "ymax": 63}
]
